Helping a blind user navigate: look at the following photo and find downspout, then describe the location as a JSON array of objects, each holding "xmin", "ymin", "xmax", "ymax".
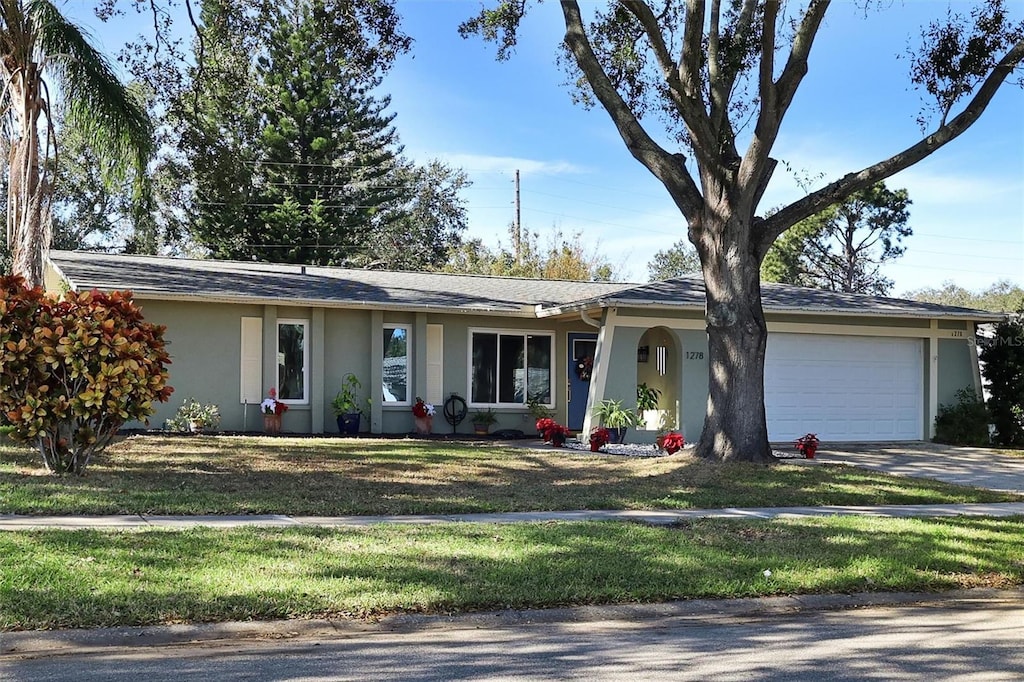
[{"xmin": 580, "ymin": 309, "xmax": 601, "ymax": 328}]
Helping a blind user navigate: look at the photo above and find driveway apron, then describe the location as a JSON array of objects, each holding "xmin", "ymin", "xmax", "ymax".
[{"xmin": 816, "ymin": 442, "xmax": 1024, "ymax": 494}]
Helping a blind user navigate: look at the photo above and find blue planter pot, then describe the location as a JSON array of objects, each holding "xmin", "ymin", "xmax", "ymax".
[{"xmin": 337, "ymin": 413, "xmax": 360, "ymax": 435}]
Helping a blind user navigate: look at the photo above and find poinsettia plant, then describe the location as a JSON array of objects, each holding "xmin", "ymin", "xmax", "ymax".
[
  {"xmin": 412, "ymin": 397, "xmax": 435, "ymax": 418},
  {"xmin": 546, "ymin": 422, "xmax": 570, "ymax": 446},
  {"xmin": 261, "ymin": 388, "xmax": 289, "ymax": 416},
  {"xmin": 589, "ymin": 427, "xmax": 611, "ymax": 448},
  {"xmin": 662, "ymin": 431, "xmax": 685, "ymax": 454},
  {"xmin": 795, "ymin": 433, "xmax": 820, "ymax": 458},
  {"xmin": 536, "ymin": 417, "xmax": 556, "ymax": 441}
]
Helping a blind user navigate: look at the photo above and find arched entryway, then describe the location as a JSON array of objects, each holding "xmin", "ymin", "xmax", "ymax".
[{"xmin": 636, "ymin": 327, "xmax": 679, "ymax": 432}]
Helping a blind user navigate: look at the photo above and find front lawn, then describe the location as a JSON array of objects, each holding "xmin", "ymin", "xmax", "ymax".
[
  {"xmin": 1, "ymin": 435, "xmax": 1019, "ymax": 515},
  {"xmin": 3, "ymin": 516, "xmax": 1023, "ymax": 630}
]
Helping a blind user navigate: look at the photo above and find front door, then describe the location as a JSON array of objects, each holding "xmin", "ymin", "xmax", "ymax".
[{"xmin": 567, "ymin": 332, "xmax": 598, "ymax": 431}]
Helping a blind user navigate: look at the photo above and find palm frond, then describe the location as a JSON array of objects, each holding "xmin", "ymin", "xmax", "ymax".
[{"xmin": 28, "ymin": 0, "xmax": 153, "ymax": 185}]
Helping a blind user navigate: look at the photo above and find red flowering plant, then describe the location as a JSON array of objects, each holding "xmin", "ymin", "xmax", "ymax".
[
  {"xmin": 412, "ymin": 397, "xmax": 435, "ymax": 418},
  {"xmin": 261, "ymin": 388, "xmax": 289, "ymax": 416},
  {"xmin": 536, "ymin": 417, "xmax": 557, "ymax": 441},
  {"xmin": 547, "ymin": 422, "xmax": 570, "ymax": 446},
  {"xmin": 661, "ymin": 431, "xmax": 685, "ymax": 454},
  {"xmin": 589, "ymin": 427, "xmax": 611, "ymax": 449},
  {"xmin": 795, "ymin": 433, "xmax": 820, "ymax": 458}
]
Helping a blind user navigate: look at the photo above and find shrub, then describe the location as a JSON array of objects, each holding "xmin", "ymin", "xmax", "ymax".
[
  {"xmin": 167, "ymin": 398, "xmax": 221, "ymax": 432},
  {"xmin": 979, "ymin": 310, "xmax": 1024, "ymax": 446},
  {"xmin": 934, "ymin": 388, "xmax": 990, "ymax": 446},
  {"xmin": 0, "ymin": 277, "xmax": 173, "ymax": 474}
]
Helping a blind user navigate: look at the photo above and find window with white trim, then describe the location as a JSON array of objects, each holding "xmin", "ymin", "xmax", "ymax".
[
  {"xmin": 277, "ymin": 319, "xmax": 308, "ymax": 403},
  {"xmin": 382, "ymin": 324, "xmax": 410, "ymax": 404},
  {"xmin": 470, "ymin": 330, "xmax": 552, "ymax": 406}
]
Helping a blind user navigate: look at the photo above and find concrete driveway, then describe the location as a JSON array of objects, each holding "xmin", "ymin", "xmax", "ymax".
[{"xmin": 814, "ymin": 442, "xmax": 1024, "ymax": 494}]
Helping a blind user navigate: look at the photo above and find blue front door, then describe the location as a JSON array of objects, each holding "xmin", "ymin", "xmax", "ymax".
[{"xmin": 567, "ymin": 332, "xmax": 598, "ymax": 431}]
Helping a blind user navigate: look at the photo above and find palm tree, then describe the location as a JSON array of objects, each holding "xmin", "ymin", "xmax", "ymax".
[{"xmin": 0, "ymin": 0, "xmax": 152, "ymax": 286}]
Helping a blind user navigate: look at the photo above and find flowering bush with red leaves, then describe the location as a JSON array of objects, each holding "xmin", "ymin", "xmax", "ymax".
[
  {"xmin": 546, "ymin": 422, "xmax": 570, "ymax": 446},
  {"xmin": 662, "ymin": 431, "xmax": 685, "ymax": 454},
  {"xmin": 0, "ymin": 276, "xmax": 172, "ymax": 475},
  {"xmin": 536, "ymin": 417, "xmax": 556, "ymax": 441},
  {"xmin": 795, "ymin": 433, "xmax": 819, "ymax": 458},
  {"xmin": 589, "ymin": 427, "xmax": 611, "ymax": 448}
]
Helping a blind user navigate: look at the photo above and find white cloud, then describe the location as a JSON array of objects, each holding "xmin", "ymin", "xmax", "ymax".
[{"xmin": 435, "ymin": 153, "xmax": 588, "ymax": 177}]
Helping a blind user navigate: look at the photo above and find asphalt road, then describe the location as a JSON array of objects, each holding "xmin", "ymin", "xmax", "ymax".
[{"xmin": 5, "ymin": 598, "xmax": 1024, "ymax": 681}]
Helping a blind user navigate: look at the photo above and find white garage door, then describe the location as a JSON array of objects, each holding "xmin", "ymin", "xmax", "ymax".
[{"xmin": 764, "ymin": 333, "xmax": 924, "ymax": 442}]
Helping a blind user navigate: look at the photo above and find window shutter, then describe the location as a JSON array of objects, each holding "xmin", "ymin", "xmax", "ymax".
[
  {"xmin": 240, "ymin": 317, "xmax": 263, "ymax": 403},
  {"xmin": 426, "ymin": 324, "xmax": 443, "ymax": 405}
]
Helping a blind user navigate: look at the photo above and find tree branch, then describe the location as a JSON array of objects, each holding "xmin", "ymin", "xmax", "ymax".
[
  {"xmin": 762, "ymin": 35, "xmax": 1024, "ymax": 243},
  {"xmin": 560, "ymin": 0, "xmax": 702, "ymax": 216},
  {"xmin": 740, "ymin": 0, "xmax": 829, "ymax": 213}
]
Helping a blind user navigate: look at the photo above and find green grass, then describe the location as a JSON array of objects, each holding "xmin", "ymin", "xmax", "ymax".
[
  {"xmin": 1, "ymin": 435, "xmax": 1018, "ymax": 516},
  {"xmin": 2, "ymin": 516, "xmax": 1023, "ymax": 630}
]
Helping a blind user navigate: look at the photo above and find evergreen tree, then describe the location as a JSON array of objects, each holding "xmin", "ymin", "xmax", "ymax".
[
  {"xmin": 181, "ymin": 0, "xmax": 462, "ymax": 267},
  {"xmin": 250, "ymin": 2, "xmax": 408, "ymax": 265}
]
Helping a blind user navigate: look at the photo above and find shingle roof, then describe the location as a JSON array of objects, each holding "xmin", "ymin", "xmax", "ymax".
[
  {"xmin": 47, "ymin": 250, "xmax": 634, "ymax": 315},
  {"xmin": 547, "ymin": 275, "xmax": 1002, "ymax": 320},
  {"xmin": 47, "ymin": 250, "xmax": 1000, "ymax": 321}
]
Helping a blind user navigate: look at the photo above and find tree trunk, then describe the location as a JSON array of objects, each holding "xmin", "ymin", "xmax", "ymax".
[
  {"xmin": 694, "ymin": 215, "xmax": 776, "ymax": 464},
  {"xmin": 7, "ymin": 64, "xmax": 49, "ymax": 288}
]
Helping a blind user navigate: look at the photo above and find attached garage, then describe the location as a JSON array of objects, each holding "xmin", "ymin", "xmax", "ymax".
[{"xmin": 764, "ymin": 333, "xmax": 924, "ymax": 442}]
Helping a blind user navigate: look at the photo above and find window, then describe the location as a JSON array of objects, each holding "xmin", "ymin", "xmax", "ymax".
[
  {"xmin": 470, "ymin": 330, "xmax": 552, "ymax": 406},
  {"xmin": 277, "ymin": 320, "xmax": 308, "ymax": 403},
  {"xmin": 382, "ymin": 325, "xmax": 410, "ymax": 403}
]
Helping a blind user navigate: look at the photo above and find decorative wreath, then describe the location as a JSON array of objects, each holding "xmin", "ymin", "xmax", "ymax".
[{"xmin": 574, "ymin": 356, "xmax": 594, "ymax": 382}]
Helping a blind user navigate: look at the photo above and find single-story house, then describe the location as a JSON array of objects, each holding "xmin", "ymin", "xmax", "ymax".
[{"xmin": 44, "ymin": 250, "xmax": 999, "ymax": 443}]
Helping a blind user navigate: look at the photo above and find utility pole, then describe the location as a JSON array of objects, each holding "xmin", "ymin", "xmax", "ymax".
[{"xmin": 514, "ymin": 169, "xmax": 521, "ymax": 265}]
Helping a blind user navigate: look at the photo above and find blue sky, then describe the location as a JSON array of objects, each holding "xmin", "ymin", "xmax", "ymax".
[{"xmin": 75, "ymin": 1, "xmax": 1023, "ymax": 294}]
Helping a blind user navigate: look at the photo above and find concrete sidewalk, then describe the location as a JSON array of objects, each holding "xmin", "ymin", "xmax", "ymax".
[{"xmin": 4, "ymin": 502, "xmax": 1024, "ymax": 531}]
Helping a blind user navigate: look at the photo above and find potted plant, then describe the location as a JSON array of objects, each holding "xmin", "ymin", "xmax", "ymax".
[
  {"xmin": 661, "ymin": 431, "xmax": 685, "ymax": 455},
  {"xmin": 471, "ymin": 408, "xmax": 498, "ymax": 435},
  {"xmin": 411, "ymin": 397, "xmax": 435, "ymax": 435},
  {"xmin": 636, "ymin": 383, "xmax": 662, "ymax": 428},
  {"xmin": 332, "ymin": 373, "xmax": 368, "ymax": 435},
  {"xmin": 260, "ymin": 388, "xmax": 288, "ymax": 434},
  {"xmin": 536, "ymin": 417, "xmax": 556, "ymax": 442},
  {"xmin": 589, "ymin": 426, "xmax": 611, "ymax": 452},
  {"xmin": 795, "ymin": 433, "xmax": 820, "ymax": 459},
  {"xmin": 171, "ymin": 398, "xmax": 221, "ymax": 433},
  {"xmin": 547, "ymin": 422, "xmax": 569, "ymax": 447},
  {"xmin": 592, "ymin": 399, "xmax": 640, "ymax": 444}
]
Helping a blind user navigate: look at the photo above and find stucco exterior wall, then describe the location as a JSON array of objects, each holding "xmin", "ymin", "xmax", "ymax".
[
  {"xmin": 127, "ymin": 299, "xmax": 264, "ymax": 431},
  {"xmin": 115, "ymin": 295, "xmax": 983, "ymax": 443},
  {"xmin": 937, "ymin": 339, "xmax": 976, "ymax": 408}
]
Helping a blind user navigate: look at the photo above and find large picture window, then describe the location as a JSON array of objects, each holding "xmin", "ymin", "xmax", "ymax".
[
  {"xmin": 277, "ymin": 319, "xmax": 308, "ymax": 403},
  {"xmin": 470, "ymin": 330, "xmax": 552, "ymax": 406},
  {"xmin": 382, "ymin": 325, "xmax": 409, "ymax": 403}
]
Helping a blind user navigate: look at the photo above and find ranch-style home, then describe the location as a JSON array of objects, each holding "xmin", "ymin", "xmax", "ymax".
[{"xmin": 44, "ymin": 250, "xmax": 998, "ymax": 443}]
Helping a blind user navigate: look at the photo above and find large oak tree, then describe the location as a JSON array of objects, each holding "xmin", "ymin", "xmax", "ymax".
[{"xmin": 461, "ymin": 0, "xmax": 1024, "ymax": 462}]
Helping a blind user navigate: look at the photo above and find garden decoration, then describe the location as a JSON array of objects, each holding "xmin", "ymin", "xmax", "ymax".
[
  {"xmin": 412, "ymin": 397, "xmax": 435, "ymax": 435},
  {"xmin": 796, "ymin": 433, "xmax": 820, "ymax": 459},
  {"xmin": 261, "ymin": 388, "xmax": 288, "ymax": 434},
  {"xmin": 443, "ymin": 393, "xmax": 468, "ymax": 434},
  {"xmin": 574, "ymin": 355, "xmax": 593, "ymax": 381},
  {"xmin": 589, "ymin": 427, "xmax": 611, "ymax": 452}
]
